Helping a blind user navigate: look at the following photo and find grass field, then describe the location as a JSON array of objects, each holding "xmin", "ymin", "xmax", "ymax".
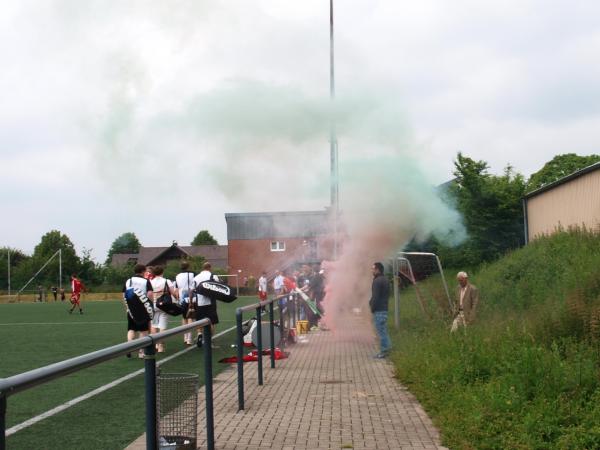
[{"xmin": 1, "ymin": 296, "xmax": 262, "ymax": 449}]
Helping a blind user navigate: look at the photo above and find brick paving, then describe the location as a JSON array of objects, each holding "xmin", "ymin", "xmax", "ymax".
[{"xmin": 127, "ymin": 313, "xmax": 447, "ymax": 450}]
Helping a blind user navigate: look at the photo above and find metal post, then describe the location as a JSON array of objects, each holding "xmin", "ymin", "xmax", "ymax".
[
  {"xmin": 203, "ymin": 324, "xmax": 214, "ymax": 450},
  {"xmin": 269, "ymin": 302, "xmax": 275, "ymax": 369},
  {"xmin": 144, "ymin": 341, "xmax": 157, "ymax": 450},
  {"xmin": 0, "ymin": 395, "xmax": 6, "ymax": 450},
  {"xmin": 434, "ymin": 255, "xmax": 452, "ymax": 313},
  {"xmin": 7, "ymin": 249, "xmax": 10, "ymax": 297},
  {"xmin": 256, "ymin": 307, "xmax": 263, "ymax": 386},
  {"xmin": 393, "ymin": 259, "xmax": 400, "ymax": 329},
  {"xmin": 330, "ymin": 0, "xmax": 339, "ymax": 260},
  {"xmin": 59, "ymin": 249, "xmax": 62, "ymax": 291},
  {"xmin": 236, "ymin": 309, "xmax": 244, "ymax": 411}
]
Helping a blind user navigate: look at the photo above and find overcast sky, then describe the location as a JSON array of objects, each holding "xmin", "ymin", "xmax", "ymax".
[{"xmin": 2, "ymin": 0, "xmax": 600, "ymax": 262}]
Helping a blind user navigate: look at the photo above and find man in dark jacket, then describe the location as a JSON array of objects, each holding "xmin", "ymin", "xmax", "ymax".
[{"xmin": 369, "ymin": 262, "xmax": 391, "ymax": 358}]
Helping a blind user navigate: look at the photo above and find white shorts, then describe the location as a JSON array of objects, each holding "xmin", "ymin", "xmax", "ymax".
[{"xmin": 152, "ymin": 310, "xmax": 169, "ymax": 330}]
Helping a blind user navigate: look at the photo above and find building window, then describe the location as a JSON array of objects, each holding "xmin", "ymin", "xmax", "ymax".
[{"xmin": 270, "ymin": 241, "xmax": 285, "ymax": 252}]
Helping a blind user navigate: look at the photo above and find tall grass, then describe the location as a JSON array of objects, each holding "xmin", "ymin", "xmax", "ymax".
[{"xmin": 390, "ymin": 229, "xmax": 600, "ymax": 449}]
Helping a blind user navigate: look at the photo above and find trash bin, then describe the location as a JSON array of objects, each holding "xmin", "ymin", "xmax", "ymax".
[{"xmin": 157, "ymin": 373, "xmax": 199, "ymax": 450}]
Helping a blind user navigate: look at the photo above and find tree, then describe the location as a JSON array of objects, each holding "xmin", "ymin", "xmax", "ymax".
[
  {"xmin": 412, "ymin": 153, "xmax": 526, "ymax": 268},
  {"xmin": 0, "ymin": 247, "xmax": 29, "ymax": 291},
  {"xmin": 527, "ymin": 153, "xmax": 600, "ymax": 191},
  {"xmin": 106, "ymin": 232, "xmax": 142, "ymax": 264},
  {"xmin": 28, "ymin": 230, "xmax": 80, "ymax": 286},
  {"xmin": 449, "ymin": 153, "xmax": 526, "ymax": 263},
  {"xmin": 191, "ymin": 230, "xmax": 218, "ymax": 246}
]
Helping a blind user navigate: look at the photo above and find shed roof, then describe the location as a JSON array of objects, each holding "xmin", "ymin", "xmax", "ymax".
[{"xmin": 525, "ymin": 161, "xmax": 600, "ymax": 199}]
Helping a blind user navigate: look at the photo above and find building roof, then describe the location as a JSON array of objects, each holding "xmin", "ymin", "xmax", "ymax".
[
  {"xmin": 524, "ymin": 161, "xmax": 600, "ymax": 199},
  {"xmin": 225, "ymin": 210, "xmax": 331, "ymax": 240},
  {"xmin": 111, "ymin": 245, "xmax": 228, "ymax": 267},
  {"xmin": 110, "ymin": 253, "xmax": 138, "ymax": 266}
]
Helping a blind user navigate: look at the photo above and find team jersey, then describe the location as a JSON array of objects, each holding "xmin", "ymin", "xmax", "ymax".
[
  {"xmin": 258, "ymin": 276, "xmax": 267, "ymax": 293},
  {"xmin": 174, "ymin": 271, "xmax": 195, "ymax": 304},
  {"xmin": 150, "ymin": 277, "xmax": 175, "ymax": 303},
  {"xmin": 71, "ymin": 278, "xmax": 84, "ymax": 294},
  {"xmin": 123, "ymin": 276, "xmax": 153, "ymax": 296}
]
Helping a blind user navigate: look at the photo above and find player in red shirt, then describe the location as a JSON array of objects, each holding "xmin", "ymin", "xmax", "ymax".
[{"xmin": 68, "ymin": 274, "xmax": 85, "ymax": 314}]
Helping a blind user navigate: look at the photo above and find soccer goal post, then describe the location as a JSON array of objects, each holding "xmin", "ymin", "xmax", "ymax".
[
  {"xmin": 217, "ymin": 274, "xmax": 239, "ymax": 296},
  {"xmin": 16, "ymin": 249, "xmax": 63, "ymax": 300},
  {"xmin": 391, "ymin": 252, "xmax": 452, "ymax": 327}
]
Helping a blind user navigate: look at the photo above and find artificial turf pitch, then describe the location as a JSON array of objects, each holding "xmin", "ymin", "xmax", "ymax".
[{"xmin": 1, "ymin": 296, "xmax": 260, "ymax": 449}]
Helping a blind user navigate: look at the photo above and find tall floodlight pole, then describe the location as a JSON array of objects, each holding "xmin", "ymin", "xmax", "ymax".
[
  {"xmin": 330, "ymin": 0, "xmax": 339, "ymax": 260},
  {"xmin": 7, "ymin": 249, "xmax": 10, "ymax": 296}
]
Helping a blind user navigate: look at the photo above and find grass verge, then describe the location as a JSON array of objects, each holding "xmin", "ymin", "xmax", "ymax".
[{"xmin": 389, "ymin": 229, "xmax": 600, "ymax": 449}]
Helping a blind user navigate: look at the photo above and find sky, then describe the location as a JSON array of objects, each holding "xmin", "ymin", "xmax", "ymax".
[{"xmin": 2, "ymin": 0, "xmax": 600, "ymax": 263}]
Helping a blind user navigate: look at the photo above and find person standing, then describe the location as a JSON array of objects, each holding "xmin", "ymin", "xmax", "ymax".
[
  {"xmin": 369, "ymin": 262, "xmax": 391, "ymax": 359},
  {"xmin": 451, "ymin": 271, "xmax": 480, "ymax": 333},
  {"xmin": 150, "ymin": 266, "xmax": 177, "ymax": 353},
  {"xmin": 258, "ymin": 271, "xmax": 268, "ymax": 301},
  {"xmin": 60, "ymin": 287, "xmax": 65, "ymax": 301},
  {"xmin": 123, "ymin": 264, "xmax": 154, "ymax": 358},
  {"xmin": 273, "ymin": 270, "xmax": 285, "ymax": 296},
  {"xmin": 51, "ymin": 286, "xmax": 58, "ymax": 301},
  {"xmin": 175, "ymin": 261, "xmax": 195, "ymax": 345},
  {"xmin": 68, "ymin": 274, "xmax": 85, "ymax": 314},
  {"xmin": 192, "ymin": 262, "xmax": 219, "ymax": 346}
]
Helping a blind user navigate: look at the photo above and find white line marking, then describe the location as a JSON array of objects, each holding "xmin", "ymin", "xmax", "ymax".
[{"xmin": 5, "ymin": 323, "xmax": 238, "ymax": 436}]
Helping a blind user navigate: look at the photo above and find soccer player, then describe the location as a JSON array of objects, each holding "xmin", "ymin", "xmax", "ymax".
[{"xmin": 68, "ymin": 274, "xmax": 85, "ymax": 314}]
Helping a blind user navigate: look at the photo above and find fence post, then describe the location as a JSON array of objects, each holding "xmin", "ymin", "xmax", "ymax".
[
  {"xmin": 203, "ymin": 323, "xmax": 214, "ymax": 450},
  {"xmin": 256, "ymin": 307, "xmax": 263, "ymax": 386},
  {"xmin": 0, "ymin": 395, "xmax": 6, "ymax": 450},
  {"xmin": 236, "ymin": 309, "xmax": 244, "ymax": 411},
  {"xmin": 144, "ymin": 340, "xmax": 157, "ymax": 450},
  {"xmin": 269, "ymin": 301, "xmax": 275, "ymax": 369}
]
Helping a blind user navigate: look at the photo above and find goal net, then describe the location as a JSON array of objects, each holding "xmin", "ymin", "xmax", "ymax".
[{"xmin": 393, "ymin": 252, "xmax": 452, "ymax": 319}]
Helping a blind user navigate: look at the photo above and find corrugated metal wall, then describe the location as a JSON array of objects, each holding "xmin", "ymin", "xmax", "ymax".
[
  {"xmin": 527, "ymin": 169, "xmax": 600, "ymax": 241},
  {"xmin": 225, "ymin": 211, "xmax": 329, "ymax": 240}
]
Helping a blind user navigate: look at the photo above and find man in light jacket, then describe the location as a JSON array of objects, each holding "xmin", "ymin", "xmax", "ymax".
[{"xmin": 451, "ymin": 271, "xmax": 480, "ymax": 332}]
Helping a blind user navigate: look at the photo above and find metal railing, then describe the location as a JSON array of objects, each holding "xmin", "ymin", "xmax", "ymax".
[
  {"xmin": 235, "ymin": 295, "xmax": 287, "ymax": 411},
  {"xmin": 0, "ymin": 319, "xmax": 215, "ymax": 450}
]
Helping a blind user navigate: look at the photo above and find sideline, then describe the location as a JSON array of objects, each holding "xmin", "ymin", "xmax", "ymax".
[{"xmin": 5, "ymin": 324, "xmax": 238, "ymax": 436}]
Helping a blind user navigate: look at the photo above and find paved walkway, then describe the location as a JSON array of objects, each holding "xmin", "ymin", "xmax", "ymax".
[{"xmin": 127, "ymin": 314, "xmax": 447, "ymax": 450}]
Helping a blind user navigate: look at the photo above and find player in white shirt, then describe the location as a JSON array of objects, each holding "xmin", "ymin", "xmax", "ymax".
[
  {"xmin": 192, "ymin": 262, "xmax": 220, "ymax": 346},
  {"xmin": 258, "ymin": 271, "xmax": 268, "ymax": 301},
  {"xmin": 123, "ymin": 264, "xmax": 154, "ymax": 359},
  {"xmin": 174, "ymin": 261, "xmax": 196, "ymax": 345},
  {"xmin": 150, "ymin": 266, "xmax": 177, "ymax": 352}
]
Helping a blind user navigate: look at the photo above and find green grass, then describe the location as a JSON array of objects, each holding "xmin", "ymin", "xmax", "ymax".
[
  {"xmin": 1, "ymin": 296, "xmax": 264, "ymax": 449},
  {"xmin": 389, "ymin": 229, "xmax": 600, "ymax": 450}
]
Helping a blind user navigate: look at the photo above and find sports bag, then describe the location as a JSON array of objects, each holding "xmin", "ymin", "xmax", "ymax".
[
  {"xmin": 195, "ymin": 279, "xmax": 238, "ymax": 303},
  {"xmin": 156, "ymin": 279, "xmax": 183, "ymax": 316},
  {"xmin": 124, "ymin": 279, "xmax": 154, "ymax": 324}
]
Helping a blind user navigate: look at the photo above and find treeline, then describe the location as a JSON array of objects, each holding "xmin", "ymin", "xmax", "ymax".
[
  {"xmin": 407, "ymin": 152, "xmax": 600, "ymax": 268},
  {"xmin": 1, "ymin": 229, "xmax": 219, "ymax": 293}
]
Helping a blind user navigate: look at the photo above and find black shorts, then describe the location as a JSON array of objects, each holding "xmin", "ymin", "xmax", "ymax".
[
  {"xmin": 195, "ymin": 303, "xmax": 219, "ymax": 325},
  {"xmin": 127, "ymin": 314, "xmax": 150, "ymax": 332}
]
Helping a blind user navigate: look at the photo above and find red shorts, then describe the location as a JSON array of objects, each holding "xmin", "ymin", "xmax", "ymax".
[
  {"xmin": 258, "ymin": 291, "xmax": 267, "ymax": 301},
  {"xmin": 70, "ymin": 293, "xmax": 81, "ymax": 305}
]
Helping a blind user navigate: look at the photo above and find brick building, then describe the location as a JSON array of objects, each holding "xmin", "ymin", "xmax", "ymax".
[{"xmin": 225, "ymin": 210, "xmax": 335, "ymax": 279}]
